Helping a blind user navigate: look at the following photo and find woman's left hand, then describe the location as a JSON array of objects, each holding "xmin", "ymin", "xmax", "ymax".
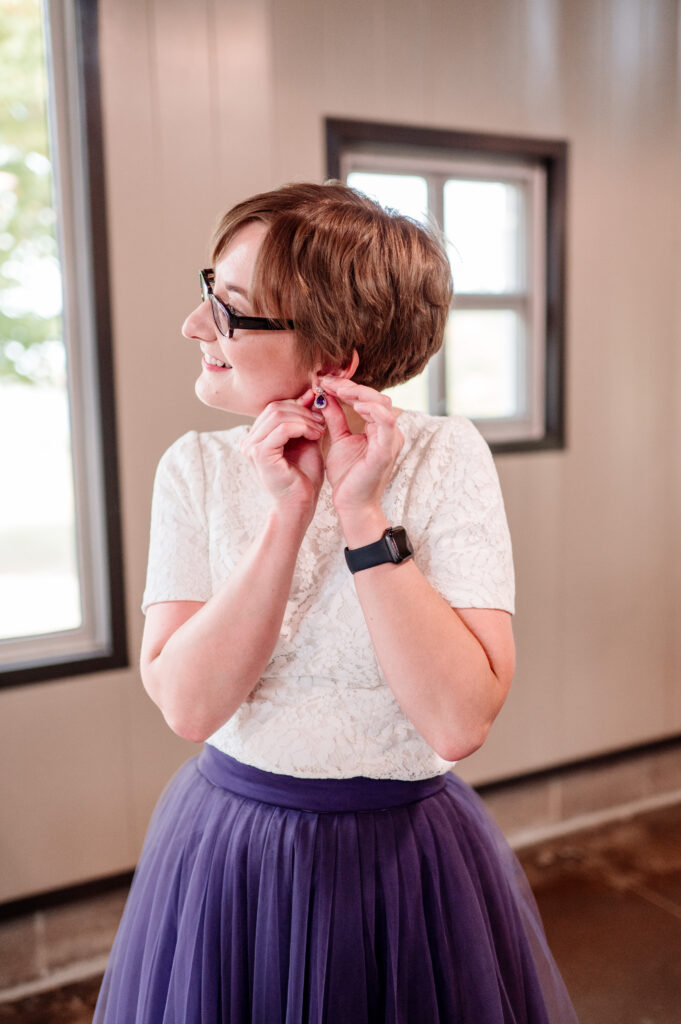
[{"xmin": 318, "ymin": 376, "xmax": 404, "ymax": 517}]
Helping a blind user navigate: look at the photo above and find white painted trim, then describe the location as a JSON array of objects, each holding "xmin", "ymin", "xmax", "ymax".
[{"xmin": 0, "ymin": 0, "xmax": 113, "ymax": 669}]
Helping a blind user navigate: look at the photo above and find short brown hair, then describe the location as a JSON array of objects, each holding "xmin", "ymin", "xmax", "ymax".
[{"xmin": 211, "ymin": 182, "xmax": 453, "ymax": 391}]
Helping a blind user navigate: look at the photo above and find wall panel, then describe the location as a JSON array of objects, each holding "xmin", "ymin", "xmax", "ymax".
[{"xmin": 0, "ymin": 0, "xmax": 679, "ymax": 898}]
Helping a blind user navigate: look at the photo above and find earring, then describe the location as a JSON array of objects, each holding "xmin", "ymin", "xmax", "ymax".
[{"xmin": 313, "ymin": 385, "xmax": 327, "ymax": 409}]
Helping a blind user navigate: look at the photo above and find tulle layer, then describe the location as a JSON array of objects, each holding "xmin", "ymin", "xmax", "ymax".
[{"xmin": 94, "ymin": 746, "xmax": 577, "ymax": 1023}]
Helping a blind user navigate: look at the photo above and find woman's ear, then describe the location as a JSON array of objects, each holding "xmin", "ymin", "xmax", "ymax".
[
  {"xmin": 344, "ymin": 349, "xmax": 360, "ymax": 379},
  {"xmin": 316, "ymin": 349, "xmax": 359, "ymax": 382}
]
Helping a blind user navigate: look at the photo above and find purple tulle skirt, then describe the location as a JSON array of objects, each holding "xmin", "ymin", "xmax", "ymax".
[{"xmin": 94, "ymin": 745, "xmax": 577, "ymax": 1023}]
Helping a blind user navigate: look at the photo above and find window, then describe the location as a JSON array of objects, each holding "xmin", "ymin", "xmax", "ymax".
[
  {"xmin": 326, "ymin": 119, "xmax": 567, "ymax": 452},
  {"xmin": 0, "ymin": 0, "xmax": 127, "ymax": 686}
]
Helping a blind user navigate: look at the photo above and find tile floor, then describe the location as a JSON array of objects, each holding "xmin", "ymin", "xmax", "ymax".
[
  {"xmin": 523, "ymin": 801, "xmax": 681, "ymax": 1023},
  {"xmin": 1, "ymin": 801, "xmax": 679, "ymax": 1023}
]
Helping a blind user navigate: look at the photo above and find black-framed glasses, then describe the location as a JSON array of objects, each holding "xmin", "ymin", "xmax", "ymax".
[{"xmin": 199, "ymin": 269, "xmax": 295, "ymax": 339}]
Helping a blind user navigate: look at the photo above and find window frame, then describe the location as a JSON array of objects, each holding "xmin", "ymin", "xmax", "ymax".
[
  {"xmin": 0, "ymin": 0, "xmax": 127, "ymax": 688},
  {"xmin": 326, "ymin": 117, "xmax": 568, "ymax": 454}
]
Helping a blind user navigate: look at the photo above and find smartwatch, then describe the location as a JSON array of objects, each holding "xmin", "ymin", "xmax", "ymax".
[{"xmin": 344, "ymin": 526, "xmax": 414, "ymax": 574}]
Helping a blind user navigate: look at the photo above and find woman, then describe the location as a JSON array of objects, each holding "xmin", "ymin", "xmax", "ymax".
[{"xmin": 94, "ymin": 182, "xmax": 576, "ymax": 1023}]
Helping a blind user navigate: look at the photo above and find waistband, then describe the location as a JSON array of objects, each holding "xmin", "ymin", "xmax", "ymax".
[{"xmin": 196, "ymin": 744, "xmax": 447, "ymax": 813}]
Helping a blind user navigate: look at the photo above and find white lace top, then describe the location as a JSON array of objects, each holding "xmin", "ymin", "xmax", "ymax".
[{"xmin": 142, "ymin": 409, "xmax": 514, "ymax": 780}]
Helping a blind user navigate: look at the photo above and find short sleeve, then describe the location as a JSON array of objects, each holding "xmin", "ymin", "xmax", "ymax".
[
  {"xmin": 141, "ymin": 431, "xmax": 213, "ymax": 614},
  {"xmin": 414, "ymin": 417, "xmax": 515, "ymax": 614}
]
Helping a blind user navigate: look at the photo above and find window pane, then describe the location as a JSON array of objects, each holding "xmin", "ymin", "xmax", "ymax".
[
  {"xmin": 0, "ymin": 0, "xmax": 82, "ymax": 639},
  {"xmin": 347, "ymin": 172, "xmax": 429, "ymax": 224},
  {"xmin": 444, "ymin": 179, "xmax": 525, "ymax": 294},
  {"xmin": 446, "ymin": 310, "xmax": 523, "ymax": 419},
  {"xmin": 0, "ymin": 384, "xmax": 81, "ymax": 639}
]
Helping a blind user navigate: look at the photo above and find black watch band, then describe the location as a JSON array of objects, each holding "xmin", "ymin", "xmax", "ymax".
[{"xmin": 344, "ymin": 526, "xmax": 414, "ymax": 574}]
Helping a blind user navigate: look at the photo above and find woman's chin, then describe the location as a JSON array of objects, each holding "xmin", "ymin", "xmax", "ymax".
[
  {"xmin": 194, "ymin": 376, "xmax": 256, "ymax": 417},
  {"xmin": 194, "ymin": 377, "xmax": 231, "ymax": 412}
]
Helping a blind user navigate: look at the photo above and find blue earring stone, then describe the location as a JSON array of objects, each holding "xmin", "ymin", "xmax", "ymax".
[{"xmin": 313, "ymin": 390, "xmax": 327, "ymax": 408}]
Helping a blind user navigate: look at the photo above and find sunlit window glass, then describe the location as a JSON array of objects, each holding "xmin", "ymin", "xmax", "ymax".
[
  {"xmin": 445, "ymin": 311, "xmax": 523, "ymax": 420},
  {"xmin": 347, "ymin": 172, "xmax": 429, "ymax": 225},
  {"xmin": 444, "ymin": 179, "xmax": 525, "ymax": 294},
  {"xmin": 0, "ymin": 0, "xmax": 81, "ymax": 640}
]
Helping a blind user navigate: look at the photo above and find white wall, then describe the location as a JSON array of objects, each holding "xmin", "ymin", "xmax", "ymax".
[{"xmin": 0, "ymin": 0, "xmax": 679, "ymax": 901}]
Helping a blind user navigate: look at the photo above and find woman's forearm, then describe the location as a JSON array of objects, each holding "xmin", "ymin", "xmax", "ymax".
[
  {"xmin": 142, "ymin": 507, "xmax": 310, "ymax": 741},
  {"xmin": 341, "ymin": 509, "xmax": 513, "ymax": 761}
]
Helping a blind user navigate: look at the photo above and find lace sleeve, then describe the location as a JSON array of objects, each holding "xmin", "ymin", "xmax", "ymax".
[
  {"xmin": 141, "ymin": 431, "xmax": 212, "ymax": 614},
  {"xmin": 412, "ymin": 417, "xmax": 515, "ymax": 614}
]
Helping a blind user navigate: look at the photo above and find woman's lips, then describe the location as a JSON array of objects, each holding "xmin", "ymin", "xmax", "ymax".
[{"xmin": 202, "ymin": 356, "xmax": 231, "ymax": 372}]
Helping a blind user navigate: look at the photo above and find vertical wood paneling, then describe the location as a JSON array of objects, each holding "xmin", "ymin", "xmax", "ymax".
[
  {"xmin": 321, "ymin": 0, "xmax": 382, "ymax": 115},
  {"xmin": 0, "ymin": 674, "xmax": 133, "ymax": 902},
  {"xmin": 1, "ymin": 0, "xmax": 680, "ymax": 899},
  {"xmin": 519, "ymin": 0, "xmax": 566, "ymax": 128},
  {"xmin": 459, "ymin": 454, "xmax": 568, "ymax": 784},
  {"xmin": 268, "ymin": 0, "xmax": 325, "ymax": 182},
  {"xmin": 59, "ymin": 0, "xmax": 681, "ymax": 792},
  {"xmin": 53, "ymin": 0, "xmax": 681, "ymax": 792},
  {"xmin": 99, "ymin": 0, "xmax": 211, "ymax": 858},
  {"xmin": 148, "ymin": 0, "xmax": 217, "ymax": 245},
  {"xmin": 212, "ymin": 0, "xmax": 275, "ymax": 203},
  {"xmin": 551, "ymin": 0, "xmax": 680, "ymax": 764},
  {"xmin": 374, "ymin": 0, "xmax": 430, "ymax": 124}
]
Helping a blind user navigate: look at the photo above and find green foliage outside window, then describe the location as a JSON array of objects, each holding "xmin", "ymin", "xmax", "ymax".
[{"xmin": 0, "ymin": 0, "xmax": 64, "ymax": 387}]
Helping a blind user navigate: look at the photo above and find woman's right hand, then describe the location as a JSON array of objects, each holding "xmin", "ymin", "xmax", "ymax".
[{"xmin": 239, "ymin": 388, "xmax": 325, "ymax": 518}]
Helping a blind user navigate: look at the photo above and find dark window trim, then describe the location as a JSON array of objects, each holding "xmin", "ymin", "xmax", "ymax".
[
  {"xmin": 1, "ymin": 0, "xmax": 128, "ymax": 689},
  {"xmin": 326, "ymin": 117, "xmax": 568, "ymax": 455}
]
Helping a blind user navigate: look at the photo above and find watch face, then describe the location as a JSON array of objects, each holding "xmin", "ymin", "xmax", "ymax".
[{"xmin": 387, "ymin": 527, "xmax": 414, "ymax": 561}]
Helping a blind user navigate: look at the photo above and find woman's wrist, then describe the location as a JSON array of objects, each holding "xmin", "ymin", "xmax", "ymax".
[
  {"xmin": 267, "ymin": 500, "xmax": 316, "ymax": 540},
  {"xmin": 337, "ymin": 506, "xmax": 389, "ymax": 549}
]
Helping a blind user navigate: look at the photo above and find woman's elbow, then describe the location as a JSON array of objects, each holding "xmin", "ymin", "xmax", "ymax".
[
  {"xmin": 431, "ymin": 719, "xmax": 492, "ymax": 763},
  {"xmin": 430, "ymin": 675, "xmax": 509, "ymax": 762},
  {"xmin": 161, "ymin": 708, "xmax": 210, "ymax": 744},
  {"xmin": 141, "ymin": 660, "xmax": 211, "ymax": 743},
  {"xmin": 156, "ymin": 689, "xmax": 216, "ymax": 743}
]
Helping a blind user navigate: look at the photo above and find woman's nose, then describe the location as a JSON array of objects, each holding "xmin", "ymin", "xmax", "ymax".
[{"xmin": 181, "ymin": 300, "xmax": 217, "ymax": 342}]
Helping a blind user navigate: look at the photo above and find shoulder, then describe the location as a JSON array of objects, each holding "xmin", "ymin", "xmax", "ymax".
[
  {"xmin": 151, "ymin": 426, "xmax": 250, "ymax": 516},
  {"xmin": 157, "ymin": 424, "xmax": 250, "ymax": 478},
  {"xmin": 397, "ymin": 407, "xmax": 485, "ymax": 443},
  {"xmin": 395, "ymin": 410, "xmax": 506, "ymax": 526},
  {"xmin": 397, "ymin": 412, "xmax": 514, "ymax": 612},
  {"xmin": 397, "ymin": 409, "xmax": 493, "ymax": 474}
]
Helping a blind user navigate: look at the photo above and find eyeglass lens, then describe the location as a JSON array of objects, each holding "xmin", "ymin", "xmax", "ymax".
[
  {"xmin": 200, "ymin": 272, "xmax": 231, "ymax": 337},
  {"xmin": 210, "ymin": 297, "xmax": 231, "ymax": 337}
]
